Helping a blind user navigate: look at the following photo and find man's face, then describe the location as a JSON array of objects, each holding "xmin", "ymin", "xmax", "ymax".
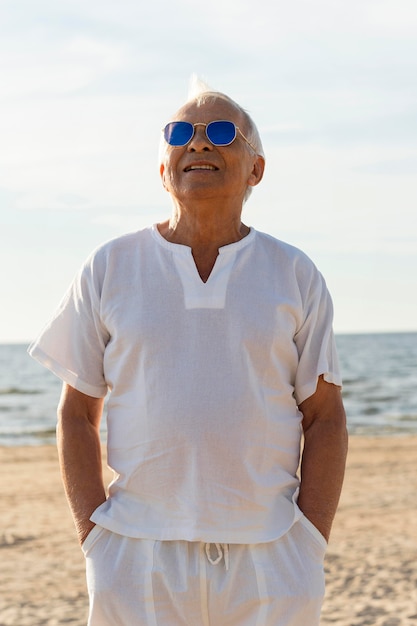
[{"xmin": 160, "ymin": 98, "xmax": 264, "ymax": 206}]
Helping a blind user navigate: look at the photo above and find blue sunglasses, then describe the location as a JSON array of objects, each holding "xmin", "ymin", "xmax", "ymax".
[{"xmin": 163, "ymin": 120, "xmax": 257, "ymax": 152}]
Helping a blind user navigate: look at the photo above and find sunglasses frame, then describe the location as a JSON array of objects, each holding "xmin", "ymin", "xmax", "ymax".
[{"xmin": 163, "ymin": 120, "xmax": 258, "ymax": 153}]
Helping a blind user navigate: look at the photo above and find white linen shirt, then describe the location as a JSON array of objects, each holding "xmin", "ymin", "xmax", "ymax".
[{"xmin": 29, "ymin": 225, "xmax": 342, "ymax": 543}]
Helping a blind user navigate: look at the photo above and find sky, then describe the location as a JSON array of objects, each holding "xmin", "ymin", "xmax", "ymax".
[{"xmin": 1, "ymin": 0, "xmax": 416, "ymax": 342}]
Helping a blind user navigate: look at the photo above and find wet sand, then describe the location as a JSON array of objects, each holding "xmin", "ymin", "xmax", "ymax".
[{"xmin": 1, "ymin": 436, "xmax": 416, "ymax": 625}]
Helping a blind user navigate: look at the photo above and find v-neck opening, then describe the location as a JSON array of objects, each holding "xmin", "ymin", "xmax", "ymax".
[
  {"xmin": 151, "ymin": 224, "xmax": 256, "ymax": 308},
  {"xmin": 190, "ymin": 252, "xmax": 220, "ymax": 285}
]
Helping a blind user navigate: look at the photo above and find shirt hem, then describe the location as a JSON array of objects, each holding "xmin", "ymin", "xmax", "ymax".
[{"xmin": 90, "ymin": 490, "xmax": 303, "ymax": 545}]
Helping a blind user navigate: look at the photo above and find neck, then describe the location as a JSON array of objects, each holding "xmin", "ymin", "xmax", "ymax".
[
  {"xmin": 157, "ymin": 201, "xmax": 250, "ymax": 283},
  {"xmin": 158, "ymin": 199, "xmax": 248, "ymax": 249}
]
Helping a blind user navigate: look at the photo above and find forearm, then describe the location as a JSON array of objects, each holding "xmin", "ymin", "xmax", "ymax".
[
  {"xmin": 57, "ymin": 388, "xmax": 107, "ymax": 544},
  {"xmin": 298, "ymin": 418, "xmax": 348, "ymax": 542}
]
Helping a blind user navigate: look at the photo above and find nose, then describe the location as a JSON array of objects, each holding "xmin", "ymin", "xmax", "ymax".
[{"xmin": 187, "ymin": 124, "xmax": 213, "ymax": 152}]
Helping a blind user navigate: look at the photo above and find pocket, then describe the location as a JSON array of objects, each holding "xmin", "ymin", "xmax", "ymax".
[
  {"xmin": 299, "ymin": 515, "xmax": 328, "ymax": 551},
  {"xmin": 81, "ymin": 524, "xmax": 105, "ymax": 556}
]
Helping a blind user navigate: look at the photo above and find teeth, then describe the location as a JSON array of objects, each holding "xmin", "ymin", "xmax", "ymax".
[{"xmin": 187, "ymin": 165, "xmax": 216, "ymax": 171}]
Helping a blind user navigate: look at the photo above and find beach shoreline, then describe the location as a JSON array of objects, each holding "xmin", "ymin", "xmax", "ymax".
[{"xmin": 2, "ymin": 435, "xmax": 417, "ymax": 625}]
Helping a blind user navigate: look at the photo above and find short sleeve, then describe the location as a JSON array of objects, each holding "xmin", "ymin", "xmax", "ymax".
[
  {"xmin": 293, "ymin": 263, "xmax": 342, "ymax": 405},
  {"xmin": 28, "ymin": 251, "xmax": 110, "ymax": 398}
]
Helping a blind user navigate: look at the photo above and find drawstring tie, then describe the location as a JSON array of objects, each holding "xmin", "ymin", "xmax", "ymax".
[{"xmin": 205, "ymin": 543, "xmax": 229, "ymax": 571}]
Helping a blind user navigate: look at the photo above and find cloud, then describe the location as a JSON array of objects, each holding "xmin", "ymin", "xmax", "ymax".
[
  {"xmin": 354, "ymin": 155, "xmax": 417, "ymax": 175},
  {"xmin": 0, "ymin": 31, "xmax": 126, "ymax": 99},
  {"xmin": 0, "ymin": 188, "xmax": 20, "ymax": 211}
]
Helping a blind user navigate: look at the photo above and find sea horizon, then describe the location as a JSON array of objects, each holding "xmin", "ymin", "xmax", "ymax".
[{"xmin": 3, "ymin": 328, "xmax": 417, "ymax": 346}]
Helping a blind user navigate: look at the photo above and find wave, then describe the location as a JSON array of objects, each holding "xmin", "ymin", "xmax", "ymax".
[
  {"xmin": 0, "ymin": 387, "xmax": 43, "ymax": 396},
  {"xmin": 0, "ymin": 427, "xmax": 57, "ymax": 446}
]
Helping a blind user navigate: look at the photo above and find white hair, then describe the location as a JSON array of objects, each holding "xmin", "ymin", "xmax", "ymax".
[{"xmin": 187, "ymin": 74, "xmax": 215, "ymax": 101}]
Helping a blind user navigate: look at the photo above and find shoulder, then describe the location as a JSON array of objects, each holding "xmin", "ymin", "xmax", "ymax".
[
  {"xmin": 253, "ymin": 229, "xmax": 319, "ymax": 275},
  {"xmin": 82, "ymin": 226, "xmax": 154, "ymax": 270},
  {"xmin": 73, "ymin": 226, "xmax": 154, "ymax": 292},
  {"xmin": 91, "ymin": 226, "xmax": 153, "ymax": 258},
  {"xmin": 251, "ymin": 229, "xmax": 329, "ymax": 302}
]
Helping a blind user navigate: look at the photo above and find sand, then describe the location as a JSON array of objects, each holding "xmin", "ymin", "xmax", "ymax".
[{"xmin": 1, "ymin": 436, "xmax": 416, "ymax": 625}]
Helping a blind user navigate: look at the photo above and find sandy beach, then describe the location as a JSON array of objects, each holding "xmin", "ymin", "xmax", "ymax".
[{"xmin": 1, "ymin": 436, "xmax": 416, "ymax": 625}]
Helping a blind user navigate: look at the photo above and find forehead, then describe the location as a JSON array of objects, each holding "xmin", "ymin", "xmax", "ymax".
[{"xmin": 173, "ymin": 97, "xmax": 245, "ymax": 126}]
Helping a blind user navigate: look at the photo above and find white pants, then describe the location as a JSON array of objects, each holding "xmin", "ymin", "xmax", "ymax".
[{"xmin": 82, "ymin": 516, "xmax": 327, "ymax": 625}]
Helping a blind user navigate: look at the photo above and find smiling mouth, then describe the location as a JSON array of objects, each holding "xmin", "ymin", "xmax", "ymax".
[{"xmin": 184, "ymin": 164, "xmax": 218, "ymax": 172}]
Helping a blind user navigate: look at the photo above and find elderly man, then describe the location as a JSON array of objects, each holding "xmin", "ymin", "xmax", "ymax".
[{"xmin": 29, "ymin": 82, "xmax": 348, "ymax": 625}]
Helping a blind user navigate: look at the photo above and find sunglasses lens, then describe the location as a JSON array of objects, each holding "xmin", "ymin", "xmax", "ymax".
[
  {"xmin": 164, "ymin": 122, "xmax": 194, "ymax": 146},
  {"xmin": 206, "ymin": 121, "xmax": 236, "ymax": 146}
]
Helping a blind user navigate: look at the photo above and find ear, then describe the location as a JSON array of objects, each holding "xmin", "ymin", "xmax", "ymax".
[
  {"xmin": 247, "ymin": 155, "xmax": 265, "ymax": 188},
  {"xmin": 159, "ymin": 163, "xmax": 168, "ymax": 192}
]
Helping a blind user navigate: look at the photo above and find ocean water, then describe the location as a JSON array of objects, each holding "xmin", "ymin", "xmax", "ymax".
[{"xmin": 0, "ymin": 333, "xmax": 416, "ymax": 445}]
